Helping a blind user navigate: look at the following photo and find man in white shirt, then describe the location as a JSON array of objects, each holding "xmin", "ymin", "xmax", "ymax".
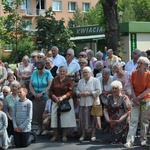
[
  {"xmin": 51, "ymin": 46, "xmax": 67, "ymax": 68},
  {"xmin": 66, "ymin": 48, "xmax": 80, "ymax": 80},
  {"xmin": 125, "ymin": 49, "xmax": 141, "ymax": 74}
]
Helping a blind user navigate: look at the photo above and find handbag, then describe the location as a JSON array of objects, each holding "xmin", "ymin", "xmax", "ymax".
[
  {"xmin": 91, "ymin": 105, "xmax": 103, "ymax": 117},
  {"xmin": 58, "ymin": 100, "xmax": 71, "ymax": 112}
]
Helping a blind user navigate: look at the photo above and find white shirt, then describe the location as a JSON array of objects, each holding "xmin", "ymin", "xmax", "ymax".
[
  {"xmin": 51, "ymin": 54, "xmax": 67, "ymax": 67},
  {"xmin": 45, "ymin": 99, "xmax": 51, "ymax": 113},
  {"xmin": 125, "ymin": 60, "xmax": 138, "ymax": 74},
  {"xmin": 67, "ymin": 59, "xmax": 80, "ymax": 75}
]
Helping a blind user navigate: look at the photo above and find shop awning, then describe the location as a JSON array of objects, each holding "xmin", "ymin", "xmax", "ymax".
[{"xmin": 70, "ymin": 34, "xmax": 105, "ymax": 41}]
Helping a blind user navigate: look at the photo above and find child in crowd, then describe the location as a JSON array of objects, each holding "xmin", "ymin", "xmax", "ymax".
[
  {"xmin": 0, "ymin": 101, "xmax": 9, "ymax": 150},
  {"xmin": 13, "ymin": 86, "xmax": 36, "ymax": 148}
]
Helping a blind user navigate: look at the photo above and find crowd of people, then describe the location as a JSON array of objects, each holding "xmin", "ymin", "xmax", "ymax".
[{"xmin": 0, "ymin": 46, "xmax": 150, "ymax": 149}]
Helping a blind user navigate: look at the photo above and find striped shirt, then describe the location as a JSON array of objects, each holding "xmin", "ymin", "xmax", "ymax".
[{"xmin": 13, "ymin": 99, "xmax": 32, "ymax": 132}]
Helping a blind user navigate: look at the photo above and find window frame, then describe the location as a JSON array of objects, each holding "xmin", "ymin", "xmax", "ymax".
[
  {"xmin": 82, "ymin": 2, "xmax": 91, "ymax": 12},
  {"xmin": 68, "ymin": 2, "xmax": 77, "ymax": 12},
  {"xmin": 52, "ymin": 1, "xmax": 62, "ymax": 12}
]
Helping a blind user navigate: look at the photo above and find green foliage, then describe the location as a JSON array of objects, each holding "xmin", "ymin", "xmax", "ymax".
[
  {"xmin": 118, "ymin": 0, "xmax": 150, "ymax": 22},
  {"xmin": 35, "ymin": 7, "xmax": 75, "ymax": 55},
  {"xmin": 68, "ymin": 1, "xmax": 104, "ymax": 27},
  {"xmin": 9, "ymin": 37, "xmax": 35, "ymax": 63}
]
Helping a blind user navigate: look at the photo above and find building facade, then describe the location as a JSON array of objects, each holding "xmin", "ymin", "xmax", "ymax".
[{"xmin": 0, "ymin": 0, "xmax": 98, "ymax": 29}]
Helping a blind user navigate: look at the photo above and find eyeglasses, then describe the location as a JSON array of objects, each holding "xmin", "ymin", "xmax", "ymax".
[
  {"xmin": 79, "ymin": 62, "xmax": 85, "ymax": 64},
  {"xmin": 32, "ymin": 56, "xmax": 36, "ymax": 58},
  {"xmin": 66, "ymin": 54, "xmax": 71, "ymax": 56},
  {"xmin": 83, "ymin": 49, "xmax": 87, "ymax": 51},
  {"xmin": 45, "ymin": 62, "xmax": 51, "ymax": 64}
]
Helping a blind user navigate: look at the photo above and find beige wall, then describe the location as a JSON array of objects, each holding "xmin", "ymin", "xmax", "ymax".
[
  {"xmin": 0, "ymin": 0, "xmax": 98, "ymax": 28},
  {"xmin": 137, "ymin": 33, "xmax": 150, "ymax": 51}
]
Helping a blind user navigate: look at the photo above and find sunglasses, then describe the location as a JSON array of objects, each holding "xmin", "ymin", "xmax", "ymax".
[
  {"xmin": 32, "ymin": 56, "xmax": 36, "ymax": 58},
  {"xmin": 37, "ymin": 68, "xmax": 43, "ymax": 70},
  {"xmin": 79, "ymin": 55, "xmax": 84, "ymax": 57},
  {"xmin": 37, "ymin": 56, "xmax": 42, "ymax": 59}
]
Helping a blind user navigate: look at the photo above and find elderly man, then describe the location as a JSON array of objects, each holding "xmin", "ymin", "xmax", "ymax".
[
  {"xmin": 51, "ymin": 46, "xmax": 67, "ymax": 68},
  {"xmin": 66, "ymin": 48, "xmax": 80, "ymax": 80},
  {"xmin": 125, "ymin": 49, "xmax": 141, "ymax": 74}
]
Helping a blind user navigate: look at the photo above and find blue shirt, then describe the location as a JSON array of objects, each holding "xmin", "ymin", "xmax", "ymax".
[{"xmin": 30, "ymin": 69, "xmax": 53, "ymax": 98}]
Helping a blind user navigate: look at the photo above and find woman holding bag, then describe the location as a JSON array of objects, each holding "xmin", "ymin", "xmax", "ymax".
[
  {"xmin": 76, "ymin": 66, "xmax": 101, "ymax": 141},
  {"xmin": 49, "ymin": 66, "xmax": 76, "ymax": 142}
]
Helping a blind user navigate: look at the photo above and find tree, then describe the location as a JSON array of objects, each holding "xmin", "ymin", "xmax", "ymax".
[
  {"xmin": 101, "ymin": 0, "xmax": 120, "ymax": 54},
  {"xmin": 35, "ymin": 7, "xmax": 75, "ymax": 55},
  {"xmin": 68, "ymin": 3, "xmax": 104, "ymax": 27},
  {"xmin": 1, "ymin": 0, "xmax": 32, "ymax": 63}
]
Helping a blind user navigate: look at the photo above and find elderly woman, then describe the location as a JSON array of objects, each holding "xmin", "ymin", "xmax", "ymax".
[
  {"xmin": 0, "ymin": 60, "xmax": 7, "ymax": 92},
  {"xmin": 76, "ymin": 58, "xmax": 88, "ymax": 80},
  {"xmin": 124, "ymin": 56, "xmax": 150, "ymax": 148},
  {"xmin": 106, "ymin": 49, "xmax": 119, "ymax": 74},
  {"xmin": 17, "ymin": 55, "xmax": 34, "ymax": 88},
  {"xmin": 87, "ymin": 50, "xmax": 97, "ymax": 70},
  {"xmin": 104, "ymin": 80, "xmax": 131, "ymax": 144},
  {"xmin": 45, "ymin": 57, "xmax": 58, "ymax": 78},
  {"xmin": 95, "ymin": 51, "xmax": 107, "ymax": 68},
  {"xmin": 98, "ymin": 68, "xmax": 114, "ymax": 131},
  {"xmin": 5, "ymin": 81, "xmax": 20, "ymax": 136},
  {"xmin": 37, "ymin": 52, "xmax": 45, "ymax": 61},
  {"xmin": 113, "ymin": 62, "xmax": 131, "ymax": 98},
  {"xmin": 49, "ymin": 66, "xmax": 76, "ymax": 142},
  {"xmin": 29, "ymin": 61, "xmax": 53, "ymax": 135},
  {"xmin": 93, "ymin": 61, "xmax": 104, "ymax": 78},
  {"xmin": 76, "ymin": 66, "xmax": 101, "ymax": 141}
]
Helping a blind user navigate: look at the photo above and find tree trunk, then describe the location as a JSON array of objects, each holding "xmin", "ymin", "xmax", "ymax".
[{"xmin": 101, "ymin": 0, "xmax": 120, "ymax": 54}]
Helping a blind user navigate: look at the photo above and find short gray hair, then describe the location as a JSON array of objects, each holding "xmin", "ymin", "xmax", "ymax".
[
  {"xmin": 111, "ymin": 80, "xmax": 122, "ymax": 90},
  {"xmin": 137, "ymin": 56, "xmax": 150, "ymax": 67},
  {"xmin": 102, "ymin": 68, "xmax": 111, "ymax": 74},
  {"xmin": 96, "ymin": 51, "xmax": 103, "ymax": 58},
  {"xmin": 87, "ymin": 50, "xmax": 94, "ymax": 57},
  {"xmin": 2, "ymin": 86, "xmax": 11, "ymax": 92},
  {"xmin": 83, "ymin": 66, "xmax": 92, "ymax": 73},
  {"xmin": 107, "ymin": 49, "xmax": 113, "ymax": 54},
  {"xmin": 78, "ymin": 58, "xmax": 88, "ymax": 65},
  {"xmin": 22, "ymin": 55, "xmax": 30, "ymax": 62},
  {"xmin": 112, "ymin": 62, "xmax": 123, "ymax": 69},
  {"xmin": 67, "ymin": 48, "xmax": 74, "ymax": 56},
  {"xmin": 95, "ymin": 61, "xmax": 103, "ymax": 70},
  {"xmin": 11, "ymin": 81, "xmax": 20, "ymax": 88},
  {"xmin": 51, "ymin": 46, "xmax": 59, "ymax": 51}
]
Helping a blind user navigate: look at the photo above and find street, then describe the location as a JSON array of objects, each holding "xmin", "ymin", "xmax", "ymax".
[{"xmin": 9, "ymin": 129, "xmax": 150, "ymax": 150}]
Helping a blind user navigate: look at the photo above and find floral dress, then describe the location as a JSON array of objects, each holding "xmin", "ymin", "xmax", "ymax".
[{"xmin": 104, "ymin": 94, "xmax": 131, "ymax": 143}]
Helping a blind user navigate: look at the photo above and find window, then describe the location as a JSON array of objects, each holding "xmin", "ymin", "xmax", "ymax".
[
  {"xmin": 22, "ymin": 20, "xmax": 32, "ymax": 31},
  {"xmin": 4, "ymin": 43, "xmax": 13, "ymax": 52},
  {"xmin": 68, "ymin": 2, "xmax": 77, "ymax": 12},
  {"xmin": 82, "ymin": 3, "xmax": 90, "ymax": 12},
  {"xmin": 52, "ymin": 1, "xmax": 62, "ymax": 11}
]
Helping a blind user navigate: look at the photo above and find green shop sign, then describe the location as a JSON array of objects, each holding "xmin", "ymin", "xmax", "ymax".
[
  {"xmin": 70, "ymin": 25, "xmax": 105, "ymax": 36},
  {"xmin": 130, "ymin": 33, "xmax": 137, "ymax": 54}
]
